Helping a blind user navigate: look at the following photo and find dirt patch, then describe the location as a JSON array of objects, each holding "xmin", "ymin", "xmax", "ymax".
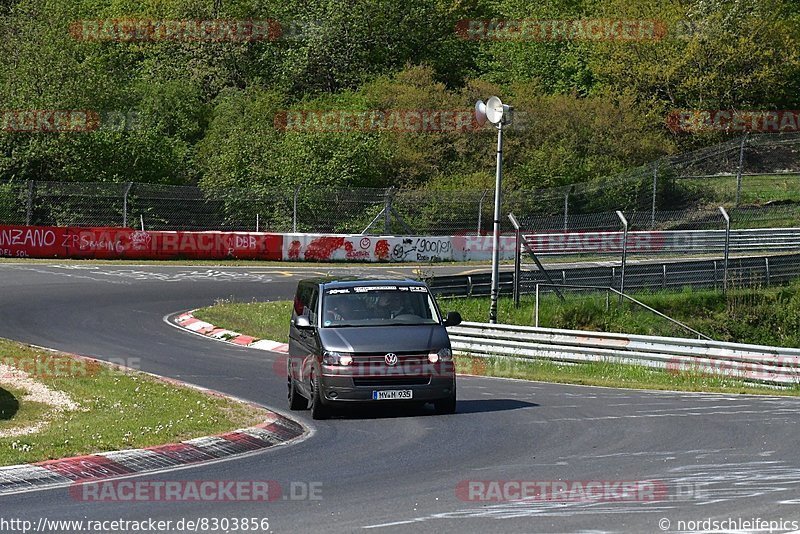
[{"xmin": 0, "ymin": 363, "xmax": 80, "ymax": 437}]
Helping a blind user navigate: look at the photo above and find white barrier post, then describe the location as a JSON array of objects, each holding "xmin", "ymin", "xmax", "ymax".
[
  {"xmin": 719, "ymin": 206, "xmax": 731, "ymax": 293},
  {"xmin": 616, "ymin": 210, "xmax": 628, "ymax": 302}
]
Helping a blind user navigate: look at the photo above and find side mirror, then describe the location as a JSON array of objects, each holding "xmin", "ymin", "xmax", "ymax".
[
  {"xmin": 294, "ymin": 315, "xmax": 312, "ymax": 329},
  {"xmin": 443, "ymin": 311, "xmax": 462, "ymax": 327}
]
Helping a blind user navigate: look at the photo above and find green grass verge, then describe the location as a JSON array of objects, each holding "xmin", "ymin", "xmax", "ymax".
[
  {"xmin": 699, "ymin": 174, "xmax": 800, "ymax": 205},
  {"xmin": 455, "ymin": 355, "xmax": 800, "ymax": 396},
  {"xmin": 194, "ymin": 294, "xmax": 800, "ymax": 396},
  {"xmin": 0, "ymin": 339, "xmax": 267, "ymax": 466},
  {"xmin": 194, "ymin": 300, "xmax": 293, "ymax": 343}
]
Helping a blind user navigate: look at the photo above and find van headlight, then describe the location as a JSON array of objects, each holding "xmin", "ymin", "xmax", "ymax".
[
  {"xmin": 428, "ymin": 348, "xmax": 452, "ymax": 363},
  {"xmin": 323, "ymin": 351, "xmax": 353, "ymax": 366}
]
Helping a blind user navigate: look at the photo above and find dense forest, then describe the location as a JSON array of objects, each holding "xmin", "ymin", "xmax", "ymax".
[{"xmin": 0, "ymin": 0, "xmax": 798, "ymax": 201}]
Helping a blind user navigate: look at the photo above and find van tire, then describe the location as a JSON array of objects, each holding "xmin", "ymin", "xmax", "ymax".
[
  {"xmin": 309, "ymin": 372, "xmax": 330, "ymax": 420},
  {"xmin": 288, "ymin": 375, "xmax": 308, "ymax": 410},
  {"xmin": 434, "ymin": 389, "xmax": 457, "ymax": 415}
]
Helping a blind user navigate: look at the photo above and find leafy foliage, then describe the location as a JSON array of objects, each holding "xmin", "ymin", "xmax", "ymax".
[{"xmin": 0, "ymin": 0, "xmax": 797, "ymax": 211}]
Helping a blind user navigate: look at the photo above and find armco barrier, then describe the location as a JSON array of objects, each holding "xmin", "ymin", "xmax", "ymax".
[
  {"xmin": 429, "ymin": 253, "xmax": 800, "ymax": 297},
  {"xmin": 525, "ymin": 227, "xmax": 800, "ymax": 256},
  {"xmin": 448, "ymin": 322, "xmax": 800, "ymax": 386}
]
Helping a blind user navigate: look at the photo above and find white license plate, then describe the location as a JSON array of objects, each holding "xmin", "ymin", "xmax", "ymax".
[{"xmin": 372, "ymin": 390, "xmax": 413, "ymax": 400}]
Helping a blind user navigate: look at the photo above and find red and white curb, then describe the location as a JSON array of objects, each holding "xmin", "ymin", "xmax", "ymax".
[
  {"xmin": 0, "ymin": 350, "xmax": 306, "ymax": 496},
  {"xmin": 174, "ymin": 311, "xmax": 288, "ymax": 353}
]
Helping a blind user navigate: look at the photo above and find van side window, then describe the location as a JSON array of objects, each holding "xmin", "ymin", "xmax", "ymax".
[
  {"xmin": 308, "ymin": 288, "xmax": 319, "ymax": 323},
  {"xmin": 294, "ymin": 283, "xmax": 311, "ymax": 317}
]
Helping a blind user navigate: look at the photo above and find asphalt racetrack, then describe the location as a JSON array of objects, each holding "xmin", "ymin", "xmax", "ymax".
[{"xmin": 1, "ymin": 262, "xmax": 799, "ymax": 533}]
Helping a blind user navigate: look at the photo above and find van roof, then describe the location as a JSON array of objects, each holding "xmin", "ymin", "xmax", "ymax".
[{"xmin": 299, "ymin": 276, "xmax": 427, "ymax": 288}]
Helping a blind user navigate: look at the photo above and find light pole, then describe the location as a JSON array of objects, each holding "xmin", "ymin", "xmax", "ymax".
[{"xmin": 475, "ymin": 97, "xmax": 513, "ymax": 324}]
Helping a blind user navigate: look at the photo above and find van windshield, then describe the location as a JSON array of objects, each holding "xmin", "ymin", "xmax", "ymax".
[{"xmin": 321, "ymin": 286, "xmax": 441, "ymax": 327}]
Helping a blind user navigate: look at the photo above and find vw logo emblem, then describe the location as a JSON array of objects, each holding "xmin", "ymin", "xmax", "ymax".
[{"xmin": 384, "ymin": 353, "xmax": 398, "ymax": 366}]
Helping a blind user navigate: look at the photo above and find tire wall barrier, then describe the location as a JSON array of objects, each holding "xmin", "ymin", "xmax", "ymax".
[
  {"xmin": 0, "ymin": 226, "xmax": 517, "ymax": 262},
  {"xmin": 0, "ymin": 226, "xmax": 284, "ymax": 260}
]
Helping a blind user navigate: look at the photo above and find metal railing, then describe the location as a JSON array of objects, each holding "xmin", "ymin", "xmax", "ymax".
[
  {"xmin": 448, "ymin": 322, "xmax": 800, "ymax": 386},
  {"xmin": 429, "ymin": 252, "xmax": 800, "ymax": 298}
]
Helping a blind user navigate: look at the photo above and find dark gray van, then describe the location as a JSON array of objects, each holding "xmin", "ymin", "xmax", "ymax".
[{"xmin": 287, "ymin": 277, "xmax": 462, "ymax": 419}]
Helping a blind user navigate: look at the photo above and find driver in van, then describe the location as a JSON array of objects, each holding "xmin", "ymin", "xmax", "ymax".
[{"xmin": 376, "ymin": 293, "xmax": 407, "ymax": 319}]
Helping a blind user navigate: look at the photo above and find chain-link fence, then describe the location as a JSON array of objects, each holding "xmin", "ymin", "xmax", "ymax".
[
  {"xmin": 1, "ymin": 133, "xmax": 799, "ymax": 234},
  {"xmin": 511, "ymin": 202, "xmax": 800, "ymax": 301}
]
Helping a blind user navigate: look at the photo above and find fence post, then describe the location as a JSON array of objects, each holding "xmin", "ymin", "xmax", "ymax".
[
  {"xmin": 563, "ymin": 190, "xmax": 569, "ymax": 232},
  {"xmin": 735, "ymin": 133, "xmax": 748, "ymax": 206},
  {"xmin": 477, "ymin": 189, "xmax": 488, "ymax": 235},
  {"xmin": 513, "ymin": 223, "xmax": 521, "ymax": 308},
  {"xmin": 534, "ymin": 284, "xmax": 540, "ymax": 327},
  {"xmin": 616, "ymin": 210, "xmax": 628, "ymax": 302},
  {"xmin": 25, "ymin": 180, "xmax": 34, "ymax": 226},
  {"xmin": 719, "ymin": 206, "xmax": 731, "ymax": 293},
  {"xmin": 765, "ymin": 257, "xmax": 770, "ymax": 286},
  {"xmin": 384, "ymin": 187, "xmax": 395, "ymax": 234},
  {"xmin": 122, "ymin": 182, "xmax": 133, "ymax": 227},
  {"xmin": 256, "ymin": 213, "xmax": 259, "ymax": 232},
  {"xmin": 662, "ymin": 264, "xmax": 667, "ymax": 289},
  {"xmin": 292, "ymin": 185, "xmax": 300, "ymax": 233},
  {"xmin": 713, "ymin": 260, "xmax": 718, "ymax": 290},
  {"xmin": 651, "ymin": 162, "xmax": 658, "ymax": 229}
]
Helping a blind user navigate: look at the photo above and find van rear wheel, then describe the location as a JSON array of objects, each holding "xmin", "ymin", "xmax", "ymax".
[{"xmin": 309, "ymin": 372, "xmax": 330, "ymax": 420}]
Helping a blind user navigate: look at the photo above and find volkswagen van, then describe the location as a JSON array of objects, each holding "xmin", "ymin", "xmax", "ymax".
[{"xmin": 287, "ymin": 277, "xmax": 462, "ymax": 419}]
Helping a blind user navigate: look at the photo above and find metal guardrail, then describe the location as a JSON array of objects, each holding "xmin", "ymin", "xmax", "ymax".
[
  {"xmin": 523, "ymin": 227, "xmax": 800, "ymax": 256},
  {"xmin": 428, "ymin": 253, "xmax": 800, "ymax": 298},
  {"xmin": 448, "ymin": 322, "xmax": 800, "ymax": 386}
]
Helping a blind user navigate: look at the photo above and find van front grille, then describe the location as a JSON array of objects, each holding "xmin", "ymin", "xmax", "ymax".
[{"xmin": 353, "ymin": 376, "xmax": 431, "ymax": 387}]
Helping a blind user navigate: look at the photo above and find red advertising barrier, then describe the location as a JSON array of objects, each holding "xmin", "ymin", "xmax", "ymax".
[{"xmin": 0, "ymin": 226, "xmax": 283, "ymax": 260}]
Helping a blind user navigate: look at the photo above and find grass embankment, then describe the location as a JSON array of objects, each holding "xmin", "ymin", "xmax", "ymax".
[
  {"xmin": 458, "ymin": 283, "xmax": 800, "ymax": 348},
  {"xmin": 0, "ymin": 339, "xmax": 266, "ymax": 466},
  {"xmin": 195, "ymin": 287, "xmax": 800, "ymax": 396},
  {"xmin": 195, "ymin": 300, "xmax": 293, "ymax": 343},
  {"xmin": 701, "ymin": 174, "xmax": 800, "ymax": 205}
]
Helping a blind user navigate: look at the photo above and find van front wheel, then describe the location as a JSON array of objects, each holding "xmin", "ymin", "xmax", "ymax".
[
  {"xmin": 288, "ymin": 375, "xmax": 308, "ymax": 410},
  {"xmin": 309, "ymin": 372, "xmax": 330, "ymax": 420}
]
